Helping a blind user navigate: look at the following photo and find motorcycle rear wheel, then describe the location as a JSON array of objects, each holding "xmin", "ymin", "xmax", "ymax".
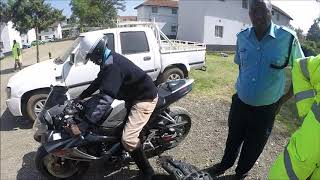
[
  {"xmin": 165, "ymin": 106, "xmax": 192, "ymax": 149},
  {"xmin": 145, "ymin": 106, "xmax": 192, "ymax": 157}
]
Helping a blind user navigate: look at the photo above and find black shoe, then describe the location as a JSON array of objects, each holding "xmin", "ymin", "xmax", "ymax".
[
  {"xmin": 130, "ymin": 146, "xmax": 155, "ymax": 180},
  {"xmin": 231, "ymin": 173, "xmax": 247, "ymax": 180},
  {"xmin": 207, "ymin": 163, "xmax": 228, "ymax": 176}
]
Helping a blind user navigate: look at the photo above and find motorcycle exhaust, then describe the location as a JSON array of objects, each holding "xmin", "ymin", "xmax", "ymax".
[{"xmin": 53, "ymin": 143, "xmax": 121, "ymax": 162}]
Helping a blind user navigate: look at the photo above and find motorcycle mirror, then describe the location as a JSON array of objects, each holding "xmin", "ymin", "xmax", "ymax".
[{"xmin": 69, "ymin": 53, "xmax": 75, "ymax": 65}]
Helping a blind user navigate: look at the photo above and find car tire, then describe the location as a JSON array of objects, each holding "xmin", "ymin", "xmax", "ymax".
[
  {"xmin": 26, "ymin": 93, "xmax": 48, "ymax": 122},
  {"xmin": 158, "ymin": 67, "xmax": 184, "ymax": 84}
]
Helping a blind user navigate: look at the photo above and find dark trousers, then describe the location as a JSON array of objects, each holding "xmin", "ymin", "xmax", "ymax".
[
  {"xmin": 14, "ymin": 60, "xmax": 22, "ymax": 70},
  {"xmin": 221, "ymin": 94, "xmax": 278, "ymax": 175}
]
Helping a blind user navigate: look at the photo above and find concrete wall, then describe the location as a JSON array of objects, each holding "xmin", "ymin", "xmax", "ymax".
[
  {"xmin": 178, "ymin": 0, "xmax": 292, "ymax": 49},
  {"xmin": 137, "ymin": 6, "xmax": 178, "ymax": 37},
  {"xmin": 272, "ymin": 11, "xmax": 291, "ymax": 26},
  {"xmin": 177, "ymin": 1, "xmax": 205, "ymax": 42},
  {"xmin": 203, "ymin": 16, "xmax": 251, "ymax": 46}
]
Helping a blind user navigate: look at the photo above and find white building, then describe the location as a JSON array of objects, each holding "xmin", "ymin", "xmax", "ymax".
[
  {"xmin": 177, "ymin": 0, "xmax": 293, "ymax": 51},
  {"xmin": 0, "ymin": 21, "xmax": 36, "ymax": 56},
  {"xmin": 38, "ymin": 22, "xmax": 62, "ymax": 41},
  {"xmin": 135, "ymin": 0, "xmax": 179, "ymax": 38},
  {"xmin": 21, "ymin": 29, "xmax": 36, "ymax": 46},
  {"xmin": 1, "ymin": 21, "xmax": 22, "ymax": 56}
]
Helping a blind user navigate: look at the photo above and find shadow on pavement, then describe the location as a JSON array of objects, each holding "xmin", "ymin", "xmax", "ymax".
[
  {"xmin": 17, "ymin": 151, "xmax": 44, "ymax": 180},
  {"xmin": 0, "ymin": 65, "xmax": 30, "ymax": 75},
  {"xmin": 17, "ymin": 151, "xmax": 172, "ymax": 180},
  {"xmin": 0, "ymin": 108, "xmax": 33, "ymax": 131}
]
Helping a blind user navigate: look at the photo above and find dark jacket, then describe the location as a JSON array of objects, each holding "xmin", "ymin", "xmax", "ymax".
[{"xmin": 79, "ymin": 52, "xmax": 157, "ymax": 124}]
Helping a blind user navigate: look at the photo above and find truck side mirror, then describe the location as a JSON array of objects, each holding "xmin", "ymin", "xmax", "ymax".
[{"xmin": 69, "ymin": 53, "xmax": 75, "ymax": 65}]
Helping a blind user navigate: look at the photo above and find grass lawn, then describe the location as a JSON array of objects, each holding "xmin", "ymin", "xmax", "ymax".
[{"xmin": 190, "ymin": 53, "xmax": 301, "ymax": 133}]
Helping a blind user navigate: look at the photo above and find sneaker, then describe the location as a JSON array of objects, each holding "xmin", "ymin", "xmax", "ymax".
[{"xmin": 232, "ymin": 173, "xmax": 248, "ymax": 180}]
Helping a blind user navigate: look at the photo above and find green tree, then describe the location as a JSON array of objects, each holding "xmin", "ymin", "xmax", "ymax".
[
  {"xmin": 70, "ymin": 0, "xmax": 125, "ymax": 32},
  {"xmin": 3, "ymin": 0, "xmax": 65, "ymax": 63},
  {"xmin": 306, "ymin": 20, "xmax": 320, "ymax": 42},
  {"xmin": 0, "ymin": 1, "xmax": 12, "ymax": 23},
  {"xmin": 294, "ymin": 27, "xmax": 304, "ymax": 42}
]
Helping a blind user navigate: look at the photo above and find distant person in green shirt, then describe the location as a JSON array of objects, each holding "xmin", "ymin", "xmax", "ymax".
[{"xmin": 12, "ymin": 40, "xmax": 22, "ymax": 71}]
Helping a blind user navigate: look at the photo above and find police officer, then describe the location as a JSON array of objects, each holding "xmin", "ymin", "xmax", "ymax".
[
  {"xmin": 208, "ymin": 0, "xmax": 304, "ymax": 179},
  {"xmin": 75, "ymin": 33, "xmax": 158, "ymax": 180}
]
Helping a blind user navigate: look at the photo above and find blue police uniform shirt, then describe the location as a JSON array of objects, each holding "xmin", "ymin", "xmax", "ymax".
[{"xmin": 234, "ymin": 22, "xmax": 305, "ymax": 106}]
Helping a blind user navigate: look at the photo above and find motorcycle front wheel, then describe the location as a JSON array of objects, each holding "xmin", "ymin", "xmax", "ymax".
[{"xmin": 35, "ymin": 146, "xmax": 89, "ymax": 179}]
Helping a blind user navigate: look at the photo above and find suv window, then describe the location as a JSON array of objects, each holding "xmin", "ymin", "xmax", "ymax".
[
  {"xmin": 120, "ymin": 31, "xmax": 150, "ymax": 54},
  {"xmin": 105, "ymin": 33, "xmax": 115, "ymax": 52}
]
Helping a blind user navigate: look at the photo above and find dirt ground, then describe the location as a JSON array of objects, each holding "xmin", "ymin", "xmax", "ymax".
[{"xmin": 0, "ymin": 40, "xmax": 290, "ymax": 180}]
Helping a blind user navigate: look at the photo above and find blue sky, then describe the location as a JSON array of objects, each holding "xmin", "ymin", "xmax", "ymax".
[
  {"xmin": 47, "ymin": 0, "xmax": 319, "ymax": 33},
  {"xmin": 47, "ymin": 0, "xmax": 143, "ymax": 17}
]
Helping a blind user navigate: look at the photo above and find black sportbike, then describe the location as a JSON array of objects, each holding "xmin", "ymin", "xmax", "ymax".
[{"xmin": 33, "ymin": 79, "xmax": 194, "ymax": 179}]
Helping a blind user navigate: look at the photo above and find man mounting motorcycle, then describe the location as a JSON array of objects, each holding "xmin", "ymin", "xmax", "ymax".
[{"xmin": 73, "ymin": 33, "xmax": 158, "ymax": 180}]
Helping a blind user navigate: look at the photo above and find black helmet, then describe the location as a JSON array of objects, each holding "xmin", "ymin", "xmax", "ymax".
[{"xmin": 86, "ymin": 36, "xmax": 108, "ymax": 66}]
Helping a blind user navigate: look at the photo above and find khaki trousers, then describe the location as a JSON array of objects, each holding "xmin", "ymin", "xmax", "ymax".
[{"xmin": 121, "ymin": 96, "xmax": 158, "ymax": 152}]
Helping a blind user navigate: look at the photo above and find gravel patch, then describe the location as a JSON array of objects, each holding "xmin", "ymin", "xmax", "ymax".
[
  {"xmin": 0, "ymin": 94, "xmax": 290, "ymax": 180},
  {"xmin": 1, "ymin": 42, "xmax": 290, "ymax": 179}
]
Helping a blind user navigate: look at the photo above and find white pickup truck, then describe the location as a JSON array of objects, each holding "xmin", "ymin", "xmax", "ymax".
[{"xmin": 6, "ymin": 22, "xmax": 206, "ymax": 122}]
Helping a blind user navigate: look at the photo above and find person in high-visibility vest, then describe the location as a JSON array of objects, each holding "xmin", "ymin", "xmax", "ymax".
[
  {"xmin": 268, "ymin": 54, "xmax": 320, "ymax": 180},
  {"xmin": 12, "ymin": 40, "xmax": 22, "ymax": 71}
]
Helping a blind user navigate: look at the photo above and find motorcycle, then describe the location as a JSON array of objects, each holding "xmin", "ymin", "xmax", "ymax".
[{"xmin": 33, "ymin": 79, "xmax": 194, "ymax": 179}]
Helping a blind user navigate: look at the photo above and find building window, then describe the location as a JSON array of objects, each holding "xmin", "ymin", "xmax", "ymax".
[
  {"xmin": 120, "ymin": 31, "xmax": 150, "ymax": 54},
  {"xmin": 152, "ymin": 7, "xmax": 158, "ymax": 13},
  {"xmin": 242, "ymin": 0, "xmax": 248, "ymax": 9},
  {"xmin": 172, "ymin": 8, "xmax": 178, "ymax": 14},
  {"xmin": 272, "ymin": 11, "xmax": 274, "ymax": 16},
  {"xmin": 277, "ymin": 13, "xmax": 280, "ymax": 21},
  {"xmin": 171, "ymin": 25, "xmax": 177, "ymax": 33},
  {"xmin": 215, "ymin": 26, "xmax": 223, "ymax": 38}
]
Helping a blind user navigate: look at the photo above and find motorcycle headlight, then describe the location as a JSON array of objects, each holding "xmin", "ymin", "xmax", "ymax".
[
  {"xmin": 33, "ymin": 117, "xmax": 48, "ymax": 142},
  {"xmin": 6, "ymin": 87, "xmax": 11, "ymax": 99}
]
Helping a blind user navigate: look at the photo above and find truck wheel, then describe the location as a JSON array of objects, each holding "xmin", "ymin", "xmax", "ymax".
[
  {"xmin": 25, "ymin": 93, "xmax": 48, "ymax": 122},
  {"xmin": 159, "ymin": 67, "xmax": 184, "ymax": 83}
]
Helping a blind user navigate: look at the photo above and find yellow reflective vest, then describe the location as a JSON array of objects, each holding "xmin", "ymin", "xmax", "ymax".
[
  {"xmin": 12, "ymin": 42, "xmax": 21, "ymax": 60},
  {"xmin": 269, "ymin": 55, "xmax": 320, "ymax": 180}
]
